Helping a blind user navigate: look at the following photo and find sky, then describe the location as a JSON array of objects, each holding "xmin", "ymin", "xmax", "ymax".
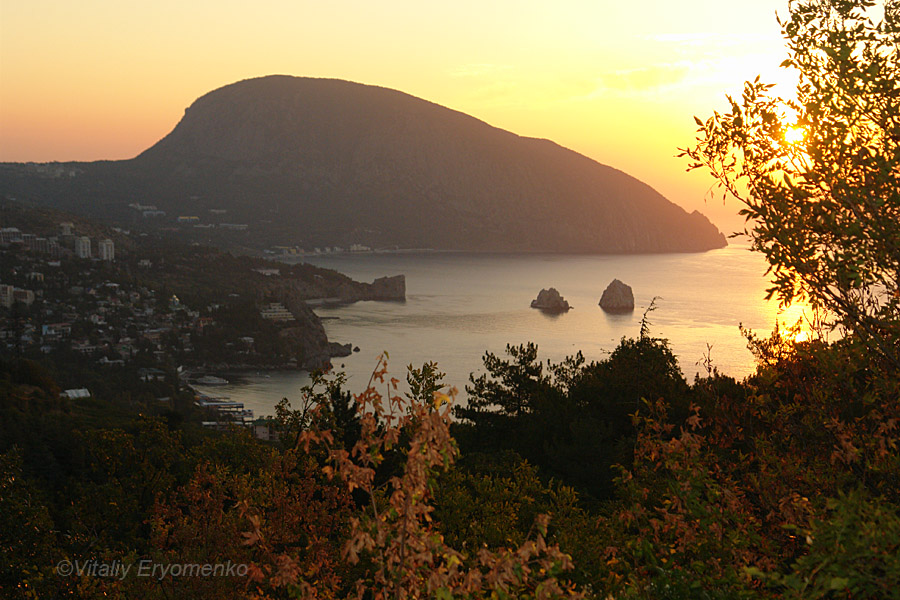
[{"xmin": 0, "ymin": 0, "xmax": 795, "ymax": 232}]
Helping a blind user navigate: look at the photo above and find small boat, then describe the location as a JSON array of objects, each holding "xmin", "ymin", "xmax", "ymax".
[{"xmin": 196, "ymin": 375, "xmax": 228, "ymax": 386}]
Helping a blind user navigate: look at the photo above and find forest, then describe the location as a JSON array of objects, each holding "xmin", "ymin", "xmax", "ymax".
[{"xmin": 3, "ymin": 310, "xmax": 898, "ymax": 598}]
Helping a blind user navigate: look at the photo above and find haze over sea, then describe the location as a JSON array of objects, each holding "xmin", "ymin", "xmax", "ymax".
[{"xmin": 193, "ymin": 244, "xmax": 812, "ymax": 417}]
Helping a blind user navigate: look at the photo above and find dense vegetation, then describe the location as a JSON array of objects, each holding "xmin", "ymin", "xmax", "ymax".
[
  {"xmin": 3, "ymin": 318, "xmax": 898, "ymax": 598},
  {"xmin": 3, "ymin": 0, "xmax": 899, "ymax": 598}
]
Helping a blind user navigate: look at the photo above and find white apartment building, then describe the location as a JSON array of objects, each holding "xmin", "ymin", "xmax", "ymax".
[
  {"xmin": 99, "ymin": 238, "xmax": 115, "ymax": 261},
  {"xmin": 75, "ymin": 236, "xmax": 92, "ymax": 259}
]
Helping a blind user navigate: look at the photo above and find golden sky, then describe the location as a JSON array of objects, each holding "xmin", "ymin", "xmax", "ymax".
[{"xmin": 0, "ymin": 0, "xmax": 794, "ymax": 231}]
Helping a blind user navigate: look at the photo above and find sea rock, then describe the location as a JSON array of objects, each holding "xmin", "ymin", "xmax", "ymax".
[
  {"xmin": 530, "ymin": 288, "xmax": 571, "ymax": 312},
  {"xmin": 327, "ymin": 342, "xmax": 353, "ymax": 358},
  {"xmin": 599, "ymin": 279, "xmax": 634, "ymax": 312}
]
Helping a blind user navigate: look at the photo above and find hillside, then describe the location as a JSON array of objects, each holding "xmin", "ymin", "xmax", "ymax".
[{"xmin": 0, "ymin": 76, "xmax": 726, "ymax": 253}]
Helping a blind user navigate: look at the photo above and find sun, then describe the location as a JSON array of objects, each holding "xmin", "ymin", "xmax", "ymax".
[{"xmin": 784, "ymin": 125, "xmax": 806, "ymax": 144}]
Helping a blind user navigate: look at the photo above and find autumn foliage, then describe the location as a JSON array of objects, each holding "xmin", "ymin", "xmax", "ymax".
[{"xmin": 275, "ymin": 355, "xmax": 585, "ymax": 599}]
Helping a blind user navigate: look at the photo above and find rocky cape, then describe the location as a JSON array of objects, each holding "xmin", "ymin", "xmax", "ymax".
[
  {"xmin": 0, "ymin": 75, "xmax": 726, "ymax": 254},
  {"xmin": 271, "ymin": 273, "xmax": 406, "ymax": 304}
]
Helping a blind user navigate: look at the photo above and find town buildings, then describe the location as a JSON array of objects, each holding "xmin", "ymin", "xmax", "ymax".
[{"xmin": 260, "ymin": 302, "xmax": 295, "ymax": 322}]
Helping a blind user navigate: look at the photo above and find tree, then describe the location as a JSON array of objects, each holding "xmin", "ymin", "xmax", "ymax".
[
  {"xmin": 454, "ymin": 337, "xmax": 692, "ymax": 501},
  {"xmin": 682, "ymin": 0, "xmax": 900, "ymax": 368}
]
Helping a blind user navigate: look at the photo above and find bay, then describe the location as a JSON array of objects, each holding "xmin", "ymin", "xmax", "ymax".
[{"xmin": 195, "ymin": 245, "xmax": 811, "ymax": 416}]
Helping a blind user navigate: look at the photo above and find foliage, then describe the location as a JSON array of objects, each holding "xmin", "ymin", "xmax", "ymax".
[
  {"xmin": 682, "ymin": 0, "xmax": 900, "ymax": 367},
  {"xmin": 148, "ymin": 452, "xmax": 352, "ymax": 599},
  {"xmin": 0, "ymin": 450, "xmax": 58, "ymax": 599},
  {"xmin": 288, "ymin": 355, "xmax": 584, "ymax": 599},
  {"xmin": 431, "ymin": 451, "xmax": 610, "ymax": 592},
  {"xmin": 749, "ymin": 488, "xmax": 900, "ymax": 598},
  {"xmin": 276, "ymin": 369, "xmax": 354, "ymax": 448},
  {"xmin": 406, "ymin": 361, "xmax": 447, "ymax": 406},
  {"xmin": 606, "ymin": 400, "xmax": 775, "ymax": 598},
  {"xmin": 569, "ymin": 336, "xmax": 690, "ymax": 428},
  {"xmin": 456, "ymin": 337, "xmax": 690, "ymax": 500},
  {"xmin": 460, "ymin": 342, "xmax": 561, "ymax": 420},
  {"xmin": 3, "ymin": 325, "xmax": 900, "ymax": 598},
  {"xmin": 598, "ymin": 327, "xmax": 900, "ymax": 598}
]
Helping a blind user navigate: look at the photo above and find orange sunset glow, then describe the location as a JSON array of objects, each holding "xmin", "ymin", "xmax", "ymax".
[
  {"xmin": 1, "ymin": 0, "xmax": 794, "ymax": 231},
  {"xmin": 3, "ymin": 2, "xmax": 898, "ymax": 595}
]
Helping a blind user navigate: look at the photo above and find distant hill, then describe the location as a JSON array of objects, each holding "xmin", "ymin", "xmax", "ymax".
[{"xmin": 0, "ymin": 75, "xmax": 726, "ymax": 253}]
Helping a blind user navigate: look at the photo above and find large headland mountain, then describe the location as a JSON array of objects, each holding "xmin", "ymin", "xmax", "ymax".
[{"xmin": 0, "ymin": 75, "xmax": 726, "ymax": 253}]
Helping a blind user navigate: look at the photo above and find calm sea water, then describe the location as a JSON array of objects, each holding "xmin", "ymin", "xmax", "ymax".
[{"xmin": 195, "ymin": 245, "xmax": 810, "ymax": 416}]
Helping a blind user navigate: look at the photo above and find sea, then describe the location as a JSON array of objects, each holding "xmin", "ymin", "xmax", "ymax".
[{"xmin": 193, "ymin": 244, "xmax": 813, "ymax": 417}]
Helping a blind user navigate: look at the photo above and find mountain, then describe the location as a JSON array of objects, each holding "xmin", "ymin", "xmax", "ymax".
[{"xmin": 0, "ymin": 75, "xmax": 726, "ymax": 253}]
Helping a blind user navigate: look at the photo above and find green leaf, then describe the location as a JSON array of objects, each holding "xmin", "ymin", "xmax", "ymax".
[
  {"xmin": 828, "ymin": 577, "xmax": 850, "ymax": 591},
  {"xmin": 436, "ymin": 588, "xmax": 454, "ymax": 600}
]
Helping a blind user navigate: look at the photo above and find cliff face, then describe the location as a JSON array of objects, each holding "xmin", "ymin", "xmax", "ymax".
[
  {"xmin": 361, "ymin": 275, "xmax": 406, "ymax": 301},
  {"xmin": 276, "ymin": 301, "xmax": 331, "ymax": 370},
  {"xmin": 0, "ymin": 75, "xmax": 726, "ymax": 254},
  {"xmin": 272, "ymin": 275, "xmax": 404, "ymax": 369}
]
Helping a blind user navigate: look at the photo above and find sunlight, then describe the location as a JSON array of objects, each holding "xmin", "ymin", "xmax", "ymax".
[{"xmin": 784, "ymin": 124, "xmax": 806, "ymax": 144}]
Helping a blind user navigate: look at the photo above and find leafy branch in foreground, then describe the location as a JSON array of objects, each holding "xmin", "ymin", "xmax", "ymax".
[
  {"xmin": 282, "ymin": 355, "xmax": 584, "ymax": 599},
  {"xmin": 681, "ymin": 0, "xmax": 900, "ymax": 368}
]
